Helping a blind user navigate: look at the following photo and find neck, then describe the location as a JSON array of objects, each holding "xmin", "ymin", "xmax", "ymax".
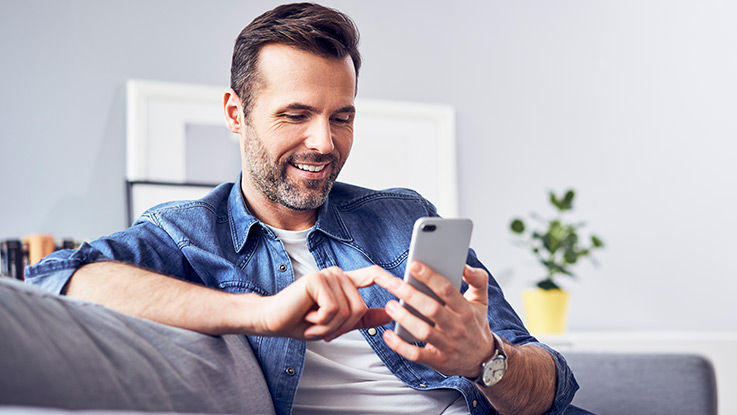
[{"xmin": 240, "ymin": 178, "xmax": 318, "ymax": 231}]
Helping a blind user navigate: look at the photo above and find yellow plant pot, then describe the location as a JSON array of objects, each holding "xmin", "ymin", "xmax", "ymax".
[{"xmin": 522, "ymin": 288, "xmax": 570, "ymax": 334}]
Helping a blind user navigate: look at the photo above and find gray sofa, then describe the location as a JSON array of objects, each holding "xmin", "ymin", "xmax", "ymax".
[
  {"xmin": 0, "ymin": 278, "xmax": 718, "ymax": 414},
  {"xmin": 564, "ymin": 352, "xmax": 717, "ymax": 414},
  {"xmin": 0, "ymin": 278, "xmax": 274, "ymax": 414}
]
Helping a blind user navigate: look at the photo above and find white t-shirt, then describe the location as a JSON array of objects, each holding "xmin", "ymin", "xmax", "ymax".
[{"xmin": 266, "ymin": 225, "xmax": 468, "ymax": 415}]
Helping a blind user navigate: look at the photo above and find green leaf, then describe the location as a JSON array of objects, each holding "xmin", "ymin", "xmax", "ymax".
[
  {"xmin": 564, "ymin": 250, "xmax": 578, "ymax": 264},
  {"xmin": 541, "ymin": 233, "xmax": 554, "ymax": 252},
  {"xmin": 549, "ymin": 220, "xmax": 562, "ymax": 234},
  {"xmin": 549, "ymin": 191, "xmax": 563, "ymax": 211},
  {"xmin": 537, "ymin": 279, "xmax": 560, "ymax": 290},
  {"xmin": 510, "ymin": 219, "xmax": 525, "ymax": 234},
  {"xmin": 562, "ymin": 189, "xmax": 575, "ymax": 210},
  {"xmin": 548, "ymin": 221, "xmax": 567, "ymax": 253},
  {"xmin": 562, "ymin": 232, "xmax": 578, "ymax": 248},
  {"xmin": 591, "ymin": 235, "xmax": 604, "ymax": 248}
]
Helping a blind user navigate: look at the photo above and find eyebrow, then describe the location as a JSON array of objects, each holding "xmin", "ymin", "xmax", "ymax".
[{"xmin": 280, "ymin": 103, "xmax": 356, "ymax": 114}]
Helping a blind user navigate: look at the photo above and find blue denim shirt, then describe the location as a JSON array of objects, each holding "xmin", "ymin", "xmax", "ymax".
[{"xmin": 26, "ymin": 176, "xmax": 578, "ymax": 415}]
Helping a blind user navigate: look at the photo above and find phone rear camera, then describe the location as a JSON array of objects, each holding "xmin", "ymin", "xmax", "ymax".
[{"xmin": 421, "ymin": 224, "xmax": 436, "ymax": 232}]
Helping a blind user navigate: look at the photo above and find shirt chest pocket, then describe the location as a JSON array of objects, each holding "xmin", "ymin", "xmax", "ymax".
[
  {"xmin": 217, "ymin": 280, "xmax": 270, "ymax": 296},
  {"xmin": 219, "ymin": 254, "xmax": 286, "ymax": 296}
]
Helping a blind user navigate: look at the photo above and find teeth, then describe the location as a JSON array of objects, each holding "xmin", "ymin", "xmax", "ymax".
[{"xmin": 294, "ymin": 163, "xmax": 326, "ymax": 172}]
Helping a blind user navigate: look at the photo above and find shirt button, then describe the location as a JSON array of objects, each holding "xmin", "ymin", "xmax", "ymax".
[
  {"xmin": 278, "ymin": 264, "xmax": 287, "ymax": 272},
  {"xmin": 367, "ymin": 328, "xmax": 377, "ymax": 336},
  {"xmin": 472, "ymin": 400, "xmax": 478, "ymax": 408},
  {"xmin": 419, "ymin": 383, "xmax": 427, "ymax": 388},
  {"xmin": 285, "ymin": 367, "xmax": 296, "ymax": 376}
]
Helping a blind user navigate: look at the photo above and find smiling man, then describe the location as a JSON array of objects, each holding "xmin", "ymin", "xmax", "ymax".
[
  {"xmin": 26, "ymin": 3, "xmax": 580, "ymax": 415},
  {"xmin": 228, "ymin": 43, "xmax": 356, "ymax": 229}
]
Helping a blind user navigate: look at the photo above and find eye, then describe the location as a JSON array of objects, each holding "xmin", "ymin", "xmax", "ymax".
[
  {"xmin": 284, "ymin": 113, "xmax": 307, "ymax": 121},
  {"xmin": 331, "ymin": 114, "xmax": 354, "ymax": 124}
]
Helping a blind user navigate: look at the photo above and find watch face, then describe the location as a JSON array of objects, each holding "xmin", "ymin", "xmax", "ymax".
[{"xmin": 482, "ymin": 356, "xmax": 507, "ymax": 386}]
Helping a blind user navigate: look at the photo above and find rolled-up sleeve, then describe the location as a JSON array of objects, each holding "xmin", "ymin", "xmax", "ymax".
[
  {"xmin": 525, "ymin": 342, "xmax": 579, "ymax": 415},
  {"xmin": 25, "ymin": 215, "xmax": 195, "ymax": 295},
  {"xmin": 464, "ymin": 248, "xmax": 579, "ymax": 414}
]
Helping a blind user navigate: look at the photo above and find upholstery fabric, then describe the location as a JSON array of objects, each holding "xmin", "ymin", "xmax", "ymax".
[
  {"xmin": 565, "ymin": 351, "xmax": 717, "ymax": 415},
  {"xmin": 0, "ymin": 278, "xmax": 275, "ymax": 414}
]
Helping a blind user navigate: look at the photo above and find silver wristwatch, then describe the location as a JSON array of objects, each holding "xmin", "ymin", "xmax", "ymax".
[{"xmin": 474, "ymin": 332, "xmax": 508, "ymax": 388}]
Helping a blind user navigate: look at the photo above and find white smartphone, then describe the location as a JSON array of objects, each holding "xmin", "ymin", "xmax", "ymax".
[{"xmin": 395, "ymin": 217, "xmax": 473, "ymax": 343}]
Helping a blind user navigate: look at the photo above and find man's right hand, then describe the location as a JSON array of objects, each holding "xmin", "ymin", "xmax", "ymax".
[{"xmin": 254, "ymin": 266, "xmax": 391, "ymax": 341}]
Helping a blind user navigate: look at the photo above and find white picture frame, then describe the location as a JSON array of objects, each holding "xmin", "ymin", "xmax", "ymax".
[
  {"xmin": 126, "ymin": 79, "xmax": 458, "ymax": 216},
  {"xmin": 126, "ymin": 181, "xmax": 216, "ymax": 226}
]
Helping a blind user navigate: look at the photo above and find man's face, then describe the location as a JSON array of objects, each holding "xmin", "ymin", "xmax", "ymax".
[{"xmin": 238, "ymin": 44, "xmax": 356, "ymax": 211}]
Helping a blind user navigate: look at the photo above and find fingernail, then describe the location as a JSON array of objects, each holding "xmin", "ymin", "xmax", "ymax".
[{"xmin": 411, "ymin": 262, "xmax": 423, "ymax": 273}]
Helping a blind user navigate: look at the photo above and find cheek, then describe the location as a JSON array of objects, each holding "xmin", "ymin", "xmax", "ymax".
[
  {"xmin": 333, "ymin": 130, "xmax": 353, "ymax": 159},
  {"xmin": 266, "ymin": 124, "xmax": 309, "ymax": 155}
]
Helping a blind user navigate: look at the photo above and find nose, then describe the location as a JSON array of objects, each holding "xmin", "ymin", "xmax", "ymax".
[{"xmin": 304, "ymin": 117, "xmax": 334, "ymax": 154}]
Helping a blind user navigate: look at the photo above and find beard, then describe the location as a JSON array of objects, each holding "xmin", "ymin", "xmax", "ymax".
[{"xmin": 242, "ymin": 126, "xmax": 344, "ymax": 211}]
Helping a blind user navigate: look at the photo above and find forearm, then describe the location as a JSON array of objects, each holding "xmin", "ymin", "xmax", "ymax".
[
  {"xmin": 480, "ymin": 342, "xmax": 556, "ymax": 415},
  {"xmin": 64, "ymin": 261, "xmax": 261, "ymax": 335}
]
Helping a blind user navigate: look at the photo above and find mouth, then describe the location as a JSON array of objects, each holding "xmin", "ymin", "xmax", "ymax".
[
  {"xmin": 291, "ymin": 162, "xmax": 327, "ymax": 173},
  {"xmin": 287, "ymin": 161, "xmax": 332, "ymax": 181}
]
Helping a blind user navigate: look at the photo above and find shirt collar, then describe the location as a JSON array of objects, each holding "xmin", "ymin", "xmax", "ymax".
[
  {"xmin": 228, "ymin": 173, "xmax": 352, "ymax": 253},
  {"xmin": 227, "ymin": 173, "xmax": 260, "ymax": 253}
]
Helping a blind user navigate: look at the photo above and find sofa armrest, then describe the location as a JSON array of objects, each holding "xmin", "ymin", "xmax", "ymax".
[{"xmin": 0, "ymin": 278, "xmax": 275, "ymax": 414}]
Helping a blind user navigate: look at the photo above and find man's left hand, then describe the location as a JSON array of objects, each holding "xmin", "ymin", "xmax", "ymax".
[{"xmin": 373, "ymin": 261, "xmax": 494, "ymax": 378}]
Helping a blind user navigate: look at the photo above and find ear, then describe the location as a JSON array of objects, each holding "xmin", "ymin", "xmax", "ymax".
[{"xmin": 223, "ymin": 89, "xmax": 243, "ymax": 134}]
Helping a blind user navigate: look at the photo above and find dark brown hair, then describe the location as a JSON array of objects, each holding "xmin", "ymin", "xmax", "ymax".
[{"xmin": 230, "ymin": 2, "xmax": 361, "ymax": 117}]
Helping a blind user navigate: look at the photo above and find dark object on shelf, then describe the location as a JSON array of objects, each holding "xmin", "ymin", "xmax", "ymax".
[
  {"xmin": 0, "ymin": 240, "xmax": 25, "ymax": 280},
  {"xmin": 61, "ymin": 239, "xmax": 77, "ymax": 250}
]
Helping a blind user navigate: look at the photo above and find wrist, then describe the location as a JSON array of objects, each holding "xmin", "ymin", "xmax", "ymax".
[
  {"xmin": 466, "ymin": 332, "xmax": 496, "ymax": 378},
  {"xmin": 225, "ymin": 292, "xmax": 266, "ymax": 335},
  {"xmin": 472, "ymin": 331, "xmax": 509, "ymax": 388}
]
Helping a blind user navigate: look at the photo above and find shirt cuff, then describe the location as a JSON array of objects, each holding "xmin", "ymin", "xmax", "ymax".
[
  {"xmin": 24, "ymin": 242, "xmax": 111, "ymax": 295},
  {"xmin": 521, "ymin": 341, "xmax": 580, "ymax": 415}
]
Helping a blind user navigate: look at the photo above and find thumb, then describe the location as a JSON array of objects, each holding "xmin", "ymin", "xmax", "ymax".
[{"xmin": 462, "ymin": 265, "xmax": 489, "ymax": 305}]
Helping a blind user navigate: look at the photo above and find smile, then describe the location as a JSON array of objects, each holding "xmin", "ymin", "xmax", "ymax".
[{"xmin": 292, "ymin": 163, "xmax": 327, "ymax": 172}]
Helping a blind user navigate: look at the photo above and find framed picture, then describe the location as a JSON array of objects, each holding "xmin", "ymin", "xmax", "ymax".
[
  {"xmin": 126, "ymin": 181, "xmax": 217, "ymax": 226},
  {"xmin": 126, "ymin": 79, "xmax": 457, "ymax": 217}
]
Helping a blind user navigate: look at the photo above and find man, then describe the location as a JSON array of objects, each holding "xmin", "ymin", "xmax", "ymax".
[{"xmin": 26, "ymin": 3, "xmax": 579, "ymax": 415}]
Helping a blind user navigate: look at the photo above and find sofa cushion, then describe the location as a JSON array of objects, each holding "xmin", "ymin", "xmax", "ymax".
[
  {"xmin": 564, "ymin": 351, "xmax": 717, "ymax": 415},
  {"xmin": 0, "ymin": 278, "xmax": 275, "ymax": 414}
]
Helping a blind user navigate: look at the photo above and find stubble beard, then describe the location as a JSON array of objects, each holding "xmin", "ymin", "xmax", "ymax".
[{"xmin": 242, "ymin": 126, "xmax": 344, "ymax": 211}]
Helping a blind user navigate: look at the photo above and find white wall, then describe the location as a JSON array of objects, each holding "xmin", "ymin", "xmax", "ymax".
[{"xmin": 1, "ymin": 1, "xmax": 735, "ymax": 331}]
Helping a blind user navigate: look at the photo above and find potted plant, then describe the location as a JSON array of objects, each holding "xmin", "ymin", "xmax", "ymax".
[{"xmin": 509, "ymin": 189, "xmax": 604, "ymax": 334}]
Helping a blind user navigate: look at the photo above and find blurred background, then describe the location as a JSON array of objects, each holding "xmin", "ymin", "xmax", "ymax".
[{"xmin": 1, "ymin": 0, "xmax": 735, "ymax": 334}]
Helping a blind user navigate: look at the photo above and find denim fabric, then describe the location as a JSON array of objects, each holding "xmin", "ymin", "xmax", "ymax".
[{"xmin": 26, "ymin": 175, "xmax": 578, "ymax": 415}]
